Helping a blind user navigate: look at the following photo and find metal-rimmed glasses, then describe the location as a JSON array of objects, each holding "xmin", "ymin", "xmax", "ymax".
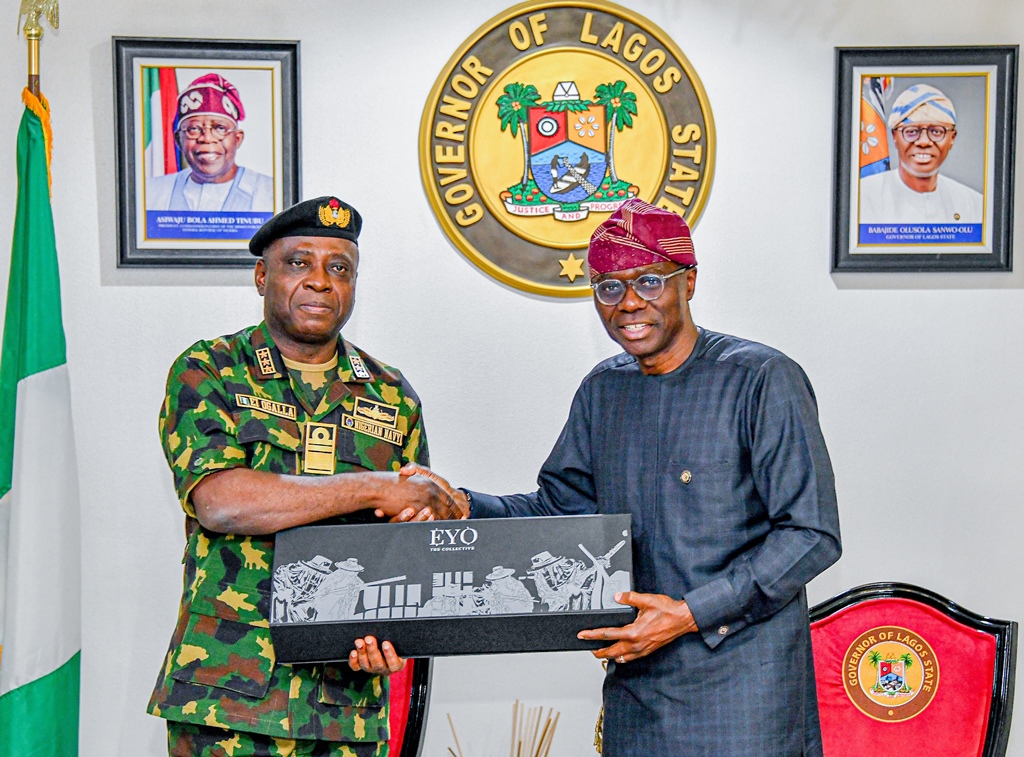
[
  {"xmin": 591, "ymin": 266, "xmax": 693, "ymax": 306},
  {"xmin": 895, "ymin": 124, "xmax": 953, "ymax": 143},
  {"xmin": 177, "ymin": 122, "xmax": 238, "ymax": 141}
]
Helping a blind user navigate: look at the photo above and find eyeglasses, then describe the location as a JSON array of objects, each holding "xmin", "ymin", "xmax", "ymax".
[
  {"xmin": 895, "ymin": 124, "xmax": 953, "ymax": 143},
  {"xmin": 591, "ymin": 266, "xmax": 692, "ymax": 306},
  {"xmin": 177, "ymin": 123, "xmax": 237, "ymax": 141}
]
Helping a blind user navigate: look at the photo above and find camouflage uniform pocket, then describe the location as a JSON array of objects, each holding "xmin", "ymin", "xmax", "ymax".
[
  {"xmin": 317, "ymin": 664, "xmax": 388, "ymax": 709},
  {"xmin": 335, "ymin": 423, "xmax": 405, "ymax": 472},
  {"xmin": 190, "ymin": 579, "xmax": 270, "ymax": 625},
  {"xmin": 335, "ymin": 426, "xmax": 368, "ymax": 468},
  {"xmin": 236, "ymin": 411, "xmax": 301, "ymax": 473},
  {"xmin": 168, "ymin": 612, "xmax": 274, "ymax": 699}
]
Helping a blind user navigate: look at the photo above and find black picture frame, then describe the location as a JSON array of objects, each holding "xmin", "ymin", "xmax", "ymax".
[
  {"xmin": 113, "ymin": 37, "xmax": 300, "ymax": 267},
  {"xmin": 831, "ymin": 46, "xmax": 1017, "ymax": 272}
]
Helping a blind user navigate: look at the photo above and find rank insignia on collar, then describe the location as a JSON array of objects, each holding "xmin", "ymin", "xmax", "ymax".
[
  {"xmin": 349, "ymin": 354, "xmax": 372, "ymax": 381},
  {"xmin": 235, "ymin": 394, "xmax": 297, "ymax": 421},
  {"xmin": 319, "ymin": 198, "xmax": 351, "ymax": 229},
  {"xmin": 254, "ymin": 347, "xmax": 279, "ymax": 377},
  {"xmin": 303, "ymin": 422, "xmax": 337, "ymax": 475}
]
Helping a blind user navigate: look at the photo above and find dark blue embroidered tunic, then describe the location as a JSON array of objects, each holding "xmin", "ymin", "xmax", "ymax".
[{"xmin": 470, "ymin": 328, "xmax": 841, "ymax": 756}]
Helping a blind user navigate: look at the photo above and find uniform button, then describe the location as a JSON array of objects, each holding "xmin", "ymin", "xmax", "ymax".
[
  {"xmin": 680, "ymin": 470, "xmax": 692, "ymax": 484},
  {"xmin": 718, "ymin": 625, "xmax": 729, "ymax": 636}
]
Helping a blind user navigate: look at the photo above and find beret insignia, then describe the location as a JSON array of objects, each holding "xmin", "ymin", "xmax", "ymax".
[
  {"xmin": 249, "ymin": 196, "xmax": 362, "ymax": 255},
  {"xmin": 319, "ymin": 198, "xmax": 351, "ymax": 229}
]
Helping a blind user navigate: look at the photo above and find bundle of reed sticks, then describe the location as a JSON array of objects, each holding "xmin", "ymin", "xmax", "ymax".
[
  {"xmin": 446, "ymin": 702, "xmax": 560, "ymax": 757},
  {"xmin": 510, "ymin": 700, "xmax": 559, "ymax": 757}
]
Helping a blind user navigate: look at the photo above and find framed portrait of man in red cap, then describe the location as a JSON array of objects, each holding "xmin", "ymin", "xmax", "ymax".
[
  {"xmin": 831, "ymin": 46, "xmax": 1016, "ymax": 272},
  {"xmin": 114, "ymin": 38, "xmax": 300, "ymax": 266}
]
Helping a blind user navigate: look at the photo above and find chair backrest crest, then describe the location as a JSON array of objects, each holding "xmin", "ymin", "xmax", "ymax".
[{"xmin": 810, "ymin": 582, "xmax": 1016, "ymax": 757}]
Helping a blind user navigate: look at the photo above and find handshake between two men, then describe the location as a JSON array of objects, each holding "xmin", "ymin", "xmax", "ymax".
[
  {"xmin": 348, "ymin": 462, "xmax": 468, "ymax": 675},
  {"xmin": 356, "ymin": 463, "xmax": 692, "ymax": 679},
  {"xmin": 383, "ymin": 462, "xmax": 468, "ymax": 523}
]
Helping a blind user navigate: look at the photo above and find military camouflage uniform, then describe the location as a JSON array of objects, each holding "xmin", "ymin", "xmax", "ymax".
[
  {"xmin": 168, "ymin": 722, "xmax": 380, "ymax": 756},
  {"xmin": 149, "ymin": 322, "xmax": 428, "ymax": 751}
]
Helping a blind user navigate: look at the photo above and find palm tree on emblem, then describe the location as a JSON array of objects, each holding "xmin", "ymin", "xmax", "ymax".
[
  {"xmin": 594, "ymin": 81, "xmax": 638, "ymax": 184},
  {"xmin": 496, "ymin": 82, "xmax": 540, "ymax": 189},
  {"xmin": 899, "ymin": 652, "xmax": 914, "ymax": 691},
  {"xmin": 867, "ymin": 649, "xmax": 882, "ymax": 690}
]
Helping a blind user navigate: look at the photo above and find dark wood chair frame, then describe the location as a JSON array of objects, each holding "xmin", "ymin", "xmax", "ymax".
[
  {"xmin": 398, "ymin": 658, "xmax": 433, "ymax": 757},
  {"xmin": 810, "ymin": 582, "xmax": 1018, "ymax": 757}
]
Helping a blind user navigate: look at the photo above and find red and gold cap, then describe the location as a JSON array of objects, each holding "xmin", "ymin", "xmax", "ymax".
[
  {"xmin": 177, "ymin": 73, "xmax": 246, "ymax": 125},
  {"xmin": 588, "ymin": 199, "xmax": 696, "ymax": 275}
]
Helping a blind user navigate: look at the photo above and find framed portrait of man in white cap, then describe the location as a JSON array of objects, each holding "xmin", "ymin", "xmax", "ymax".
[
  {"xmin": 831, "ymin": 46, "xmax": 1016, "ymax": 272},
  {"xmin": 114, "ymin": 38, "xmax": 300, "ymax": 266}
]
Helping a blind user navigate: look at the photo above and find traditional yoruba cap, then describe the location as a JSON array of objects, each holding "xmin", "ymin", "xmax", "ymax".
[
  {"xmin": 177, "ymin": 73, "xmax": 246, "ymax": 125},
  {"xmin": 887, "ymin": 84, "xmax": 957, "ymax": 129},
  {"xmin": 529, "ymin": 551, "xmax": 563, "ymax": 569},
  {"xmin": 486, "ymin": 566, "xmax": 517, "ymax": 580},
  {"xmin": 588, "ymin": 198, "xmax": 696, "ymax": 275},
  {"xmin": 249, "ymin": 196, "xmax": 363, "ymax": 256},
  {"xmin": 334, "ymin": 558, "xmax": 365, "ymax": 573}
]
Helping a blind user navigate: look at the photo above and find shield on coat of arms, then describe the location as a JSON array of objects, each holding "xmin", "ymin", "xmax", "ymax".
[
  {"xmin": 878, "ymin": 659, "xmax": 906, "ymax": 691},
  {"xmin": 528, "ymin": 102, "xmax": 608, "ymax": 205}
]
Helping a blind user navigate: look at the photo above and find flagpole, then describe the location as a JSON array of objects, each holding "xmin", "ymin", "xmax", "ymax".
[
  {"xmin": 19, "ymin": 0, "xmax": 59, "ymax": 98},
  {"xmin": 24, "ymin": 14, "xmax": 41, "ymax": 97}
]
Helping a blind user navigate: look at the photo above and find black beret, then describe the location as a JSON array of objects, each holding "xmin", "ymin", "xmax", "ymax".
[{"xmin": 248, "ymin": 196, "xmax": 362, "ymax": 256}]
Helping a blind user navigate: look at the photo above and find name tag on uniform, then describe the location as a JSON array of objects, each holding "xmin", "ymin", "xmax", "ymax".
[
  {"xmin": 303, "ymin": 422, "xmax": 337, "ymax": 475},
  {"xmin": 236, "ymin": 394, "xmax": 297, "ymax": 421},
  {"xmin": 341, "ymin": 397, "xmax": 404, "ymax": 447}
]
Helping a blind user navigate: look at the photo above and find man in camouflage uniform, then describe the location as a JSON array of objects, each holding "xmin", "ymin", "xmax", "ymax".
[{"xmin": 149, "ymin": 197, "xmax": 460, "ymax": 756}]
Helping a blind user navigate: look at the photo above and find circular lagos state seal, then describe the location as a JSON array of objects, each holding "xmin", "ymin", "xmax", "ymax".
[
  {"xmin": 419, "ymin": 0, "xmax": 715, "ymax": 297},
  {"xmin": 843, "ymin": 625, "xmax": 940, "ymax": 722}
]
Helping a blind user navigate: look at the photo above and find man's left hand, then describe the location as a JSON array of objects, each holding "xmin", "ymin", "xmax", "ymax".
[
  {"xmin": 577, "ymin": 591, "xmax": 698, "ymax": 664},
  {"xmin": 348, "ymin": 635, "xmax": 405, "ymax": 675}
]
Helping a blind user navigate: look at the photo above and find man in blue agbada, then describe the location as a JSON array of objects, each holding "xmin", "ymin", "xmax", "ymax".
[{"xmin": 410, "ymin": 199, "xmax": 842, "ymax": 755}]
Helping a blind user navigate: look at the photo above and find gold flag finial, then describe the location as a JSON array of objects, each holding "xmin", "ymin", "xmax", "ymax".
[
  {"xmin": 18, "ymin": 0, "xmax": 58, "ymax": 96},
  {"xmin": 18, "ymin": 0, "xmax": 59, "ymax": 35}
]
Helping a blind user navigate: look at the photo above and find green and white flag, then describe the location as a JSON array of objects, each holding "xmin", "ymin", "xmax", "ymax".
[{"xmin": 0, "ymin": 89, "xmax": 81, "ymax": 756}]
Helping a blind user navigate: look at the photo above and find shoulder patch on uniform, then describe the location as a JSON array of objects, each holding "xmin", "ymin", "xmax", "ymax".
[
  {"xmin": 342, "ymin": 400, "xmax": 404, "ymax": 447},
  {"xmin": 254, "ymin": 347, "xmax": 280, "ymax": 377},
  {"xmin": 235, "ymin": 394, "xmax": 297, "ymax": 420},
  {"xmin": 349, "ymin": 354, "xmax": 372, "ymax": 381},
  {"xmin": 353, "ymin": 397, "xmax": 399, "ymax": 428}
]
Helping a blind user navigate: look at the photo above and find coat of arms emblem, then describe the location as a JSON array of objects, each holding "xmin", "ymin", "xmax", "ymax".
[
  {"xmin": 420, "ymin": 1, "xmax": 715, "ymax": 297},
  {"xmin": 497, "ymin": 80, "xmax": 639, "ymax": 222},
  {"xmin": 843, "ymin": 626, "xmax": 940, "ymax": 722}
]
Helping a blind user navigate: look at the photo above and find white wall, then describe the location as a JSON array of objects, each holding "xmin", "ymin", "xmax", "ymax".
[{"xmin": 1, "ymin": 1, "xmax": 1022, "ymax": 754}]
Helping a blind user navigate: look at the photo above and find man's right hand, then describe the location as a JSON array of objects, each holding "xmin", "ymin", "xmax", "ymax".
[
  {"xmin": 372, "ymin": 469, "xmax": 466, "ymax": 522},
  {"xmin": 388, "ymin": 463, "xmax": 469, "ymax": 521}
]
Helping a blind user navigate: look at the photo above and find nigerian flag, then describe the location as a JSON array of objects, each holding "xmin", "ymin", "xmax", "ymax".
[
  {"xmin": 0, "ymin": 89, "xmax": 81, "ymax": 755},
  {"xmin": 143, "ymin": 66, "xmax": 180, "ymax": 176}
]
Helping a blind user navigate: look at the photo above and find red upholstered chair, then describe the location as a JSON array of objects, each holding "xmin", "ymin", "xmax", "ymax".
[
  {"xmin": 386, "ymin": 658, "xmax": 432, "ymax": 757},
  {"xmin": 810, "ymin": 583, "xmax": 1017, "ymax": 757}
]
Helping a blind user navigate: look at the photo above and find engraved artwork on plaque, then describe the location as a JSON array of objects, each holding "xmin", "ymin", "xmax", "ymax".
[
  {"xmin": 272, "ymin": 535, "xmax": 630, "ymax": 622},
  {"xmin": 270, "ymin": 514, "xmax": 636, "ymax": 659}
]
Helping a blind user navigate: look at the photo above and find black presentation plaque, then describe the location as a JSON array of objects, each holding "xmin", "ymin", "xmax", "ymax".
[{"xmin": 271, "ymin": 514, "xmax": 635, "ymax": 661}]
